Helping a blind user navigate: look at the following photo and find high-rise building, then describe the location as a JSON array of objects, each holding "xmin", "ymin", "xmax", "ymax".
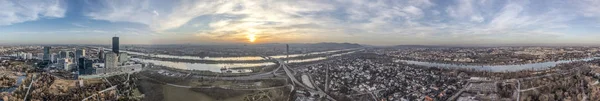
[
  {"xmin": 98, "ymin": 49, "xmax": 105, "ymax": 61},
  {"xmin": 62, "ymin": 58, "xmax": 72, "ymax": 71},
  {"xmin": 26, "ymin": 53, "xmax": 33, "ymax": 60},
  {"xmin": 43, "ymin": 46, "xmax": 51, "ymax": 60},
  {"xmin": 75, "ymin": 49, "xmax": 85, "ymax": 59},
  {"xmin": 105, "ymin": 52, "xmax": 118, "ymax": 69},
  {"xmin": 37, "ymin": 53, "xmax": 44, "ymax": 60},
  {"xmin": 78, "ymin": 57, "xmax": 95, "ymax": 75},
  {"xmin": 119, "ymin": 52, "xmax": 129, "ymax": 64},
  {"xmin": 68, "ymin": 51, "xmax": 75, "ymax": 59},
  {"xmin": 112, "ymin": 36, "xmax": 119, "ymax": 53},
  {"xmin": 51, "ymin": 53, "xmax": 58, "ymax": 63},
  {"xmin": 75, "ymin": 49, "xmax": 83, "ymax": 63},
  {"xmin": 59, "ymin": 51, "xmax": 67, "ymax": 59}
]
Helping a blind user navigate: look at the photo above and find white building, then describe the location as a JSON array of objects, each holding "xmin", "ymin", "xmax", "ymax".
[
  {"xmin": 26, "ymin": 53, "xmax": 33, "ymax": 60},
  {"xmin": 51, "ymin": 53, "xmax": 58, "ymax": 63},
  {"xmin": 36, "ymin": 53, "xmax": 44, "ymax": 60},
  {"xmin": 105, "ymin": 52, "xmax": 118, "ymax": 69},
  {"xmin": 118, "ymin": 52, "xmax": 129, "ymax": 64},
  {"xmin": 63, "ymin": 58, "xmax": 73, "ymax": 70}
]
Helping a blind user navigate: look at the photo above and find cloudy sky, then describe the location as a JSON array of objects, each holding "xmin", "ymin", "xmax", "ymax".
[{"xmin": 1, "ymin": 0, "xmax": 600, "ymax": 46}]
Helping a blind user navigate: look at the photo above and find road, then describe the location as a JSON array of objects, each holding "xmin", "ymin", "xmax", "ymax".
[
  {"xmin": 23, "ymin": 74, "xmax": 37, "ymax": 101},
  {"xmin": 446, "ymin": 83, "xmax": 472, "ymax": 101},
  {"xmin": 274, "ymin": 58, "xmax": 337, "ymax": 101},
  {"xmin": 188, "ymin": 57, "xmax": 287, "ymax": 80},
  {"xmin": 82, "ymin": 86, "xmax": 117, "ymax": 101},
  {"xmin": 190, "ymin": 70, "xmax": 284, "ymax": 80},
  {"xmin": 82, "ymin": 74, "xmax": 134, "ymax": 101}
]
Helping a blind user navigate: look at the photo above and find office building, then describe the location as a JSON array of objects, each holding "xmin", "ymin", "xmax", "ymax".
[
  {"xmin": 119, "ymin": 52, "xmax": 129, "ymax": 64},
  {"xmin": 75, "ymin": 49, "xmax": 85, "ymax": 59},
  {"xmin": 51, "ymin": 53, "xmax": 58, "ymax": 63},
  {"xmin": 59, "ymin": 51, "xmax": 67, "ymax": 59},
  {"xmin": 63, "ymin": 58, "xmax": 73, "ymax": 71},
  {"xmin": 37, "ymin": 53, "xmax": 44, "ymax": 60},
  {"xmin": 78, "ymin": 58, "xmax": 95, "ymax": 75},
  {"xmin": 112, "ymin": 36, "xmax": 119, "ymax": 53},
  {"xmin": 105, "ymin": 52, "xmax": 118, "ymax": 69},
  {"xmin": 98, "ymin": 49, "xmax": 105, "ymax": 61},
  {"xmin": 26, "ymin": 53, "xmax": 33, "ymax": 60},
  {"xmin": 43, "ymin": 46, "xmax": 51, "ymax": 60},
  {"xmin": 68, "ymin": 51, "xmax": 75, "ymax": 59}
]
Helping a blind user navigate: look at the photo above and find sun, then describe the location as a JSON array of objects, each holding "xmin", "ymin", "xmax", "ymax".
[
  {"xmin": 247, "ymin": 34, "xmax": 256, "ymax": 43},
  {"xmin": 246, "ymin": 28, "xmax": 259, "ymax": 43}
]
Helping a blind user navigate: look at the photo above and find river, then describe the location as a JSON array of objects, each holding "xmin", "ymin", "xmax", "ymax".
[
  {"xmin": 122, "ymin": 48, "xmax": 357, "ymax": 61},
  {"xmin": 398, "ymin": 57, "xmax": 600, "ymax": 72},
  {"xmin": 0, "ymin": 75, "xmax": 25, "ymax": 93},
  {"xmin": 131, "ymin": 50, "xmax": 357, "ymax": 73}
]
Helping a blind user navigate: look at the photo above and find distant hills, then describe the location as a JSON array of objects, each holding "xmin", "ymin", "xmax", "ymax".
[{"xmin": 392, "ymin": 45, "xmax": 450, "ymax": 48}]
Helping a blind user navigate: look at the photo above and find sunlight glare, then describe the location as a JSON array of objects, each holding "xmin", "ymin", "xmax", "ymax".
[
  {"xmin": 247, "ymin": 28, "xmax": 259, "ymax": 43},
  {"xmin": 247, "ymin": 34, "xmax": 256, "ymax": 43}
]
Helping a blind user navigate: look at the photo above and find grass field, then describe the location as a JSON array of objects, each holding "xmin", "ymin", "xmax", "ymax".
[{"xmin": 162, "ymin": 85, "xmax": 250, "ymax": 101}]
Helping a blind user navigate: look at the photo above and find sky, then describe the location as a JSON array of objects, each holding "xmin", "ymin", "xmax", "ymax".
[{"xmin": 1, "ymin": 0, "xmax": 600, "ymax": 46}]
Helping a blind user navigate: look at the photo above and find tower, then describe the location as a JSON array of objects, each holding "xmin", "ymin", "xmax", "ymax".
[
  {"xmin": 112, "ymin": 36, "xmax": 119, "ymax": 53},
  {"xmin": 59, "ymin": 51, "xmax": 67, "ymax": 59},
  {"xmin": 43, "ymin": 46, "xmax": 51, "ymax": 61},
  {"xmin": 105, "ymin": 52, "xmax": 118, "ymax": 68},
  {"xmin": 75, "ymin": 49, "xmax": 85, "ymax": 59},
  {"xmin": 98, "ymin": 49, "xmax": 105, "ymax": 61}
]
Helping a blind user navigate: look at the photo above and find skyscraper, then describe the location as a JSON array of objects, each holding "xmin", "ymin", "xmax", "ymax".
[
  {"xmin": 105, "ymin": 52, "xmax": 118, "ymax": 69},
  {"xmin": 63, "ymin": 59, "xmax": 72, "ymax": 71},
  {"xmin": 59, "ymin": 51, "xmax": 67, "ymax": 59},
  {"xmin": 51, "ymin": 53, "xmax": 58, "ymax": 63},
  {"xmin": 112, "ymin": 36, "xmax": 119, "ymax": 53},
  {"xmin": 43, "ymin": 46, "xmax": 51, "ymax": 61},
  {"xmin": 119, "ymin": 52, "xmax": 129, "ymax": 64},
  {"xmin": 78, "ymin": 57, "xmax": 94, "ymax": 75},
  {"xmin": 98, "ymin": 49, "xmax": 105, "ymax": 61},
  {"xmin": 68, "ymin": 51, "xmax": 75, "ymax": 58},
  {"xmin": 75, "ymin": 49, "xmax": 85, "ymax": 59}
]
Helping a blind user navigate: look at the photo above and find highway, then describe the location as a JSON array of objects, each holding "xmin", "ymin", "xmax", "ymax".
[
  {"xmin": 273, "ymin": 58, "xmax": 337, "ymax": 101},
  {"xmin": 138, "ymin": 53, "xmax": 340, "ymax": 100}
]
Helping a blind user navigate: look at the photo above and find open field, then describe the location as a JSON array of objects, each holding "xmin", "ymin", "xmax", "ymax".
[{"xmin": 137, "ymin": 76, "xmax": 290, "ymax": 101}]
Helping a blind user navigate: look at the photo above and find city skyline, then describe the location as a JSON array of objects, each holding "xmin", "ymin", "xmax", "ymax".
[{"xmin": 1, "ymin": 0, "xmax": 600, "ymax": 46}]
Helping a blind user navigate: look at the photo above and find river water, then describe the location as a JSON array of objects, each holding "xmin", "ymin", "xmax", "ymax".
[
  {"xmin": 0, "ymin": 75, "xmax": 25, "ymax": 93},
  {"xmin": 123, "ymin": 48, "xmax": 357, "ymax": 61},
  {"xmin": 131, "ymin": 50, "xmax": 357, "ymax": 73},
  {"xmin": 127, "ymin": 48, "xmax": 593, "ymax": 72},
  {"xmin": 399, "ymin": 57, "xmax": 600, "ymax": 72}
]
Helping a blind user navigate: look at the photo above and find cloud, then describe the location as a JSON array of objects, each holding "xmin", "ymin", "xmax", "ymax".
[
  {"xmin": 446, "ymin": 0, "xmax": 476, "ymax": 19},
  {"xmin": 72, "ymin": 23, "xmax": 88, "ymax": 28},
  {"xmin": 80, "ymin": 0, "xmax": 600, "ymax": 45},
  {"xmin": 152, "ymin": 10, "xmax": 159, "ymax": 16},
  {"xmin": 0, "ymin": 0, "xmax": 67, "ymax": 25}
]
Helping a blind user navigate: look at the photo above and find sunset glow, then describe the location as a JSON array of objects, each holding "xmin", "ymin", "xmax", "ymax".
[{"xmin": 247, "ymin": 34, "xmax": 256, "ymax": 43}]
